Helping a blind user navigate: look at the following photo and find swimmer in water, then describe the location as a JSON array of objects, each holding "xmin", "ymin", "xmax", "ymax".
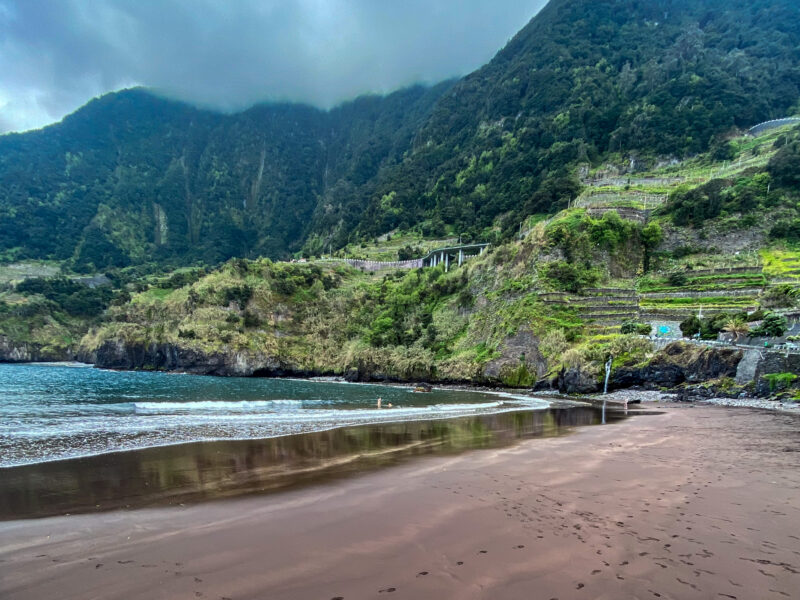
[{"xmin": 377, "ymin": 397, "xmax": 382, "ymax": 408}]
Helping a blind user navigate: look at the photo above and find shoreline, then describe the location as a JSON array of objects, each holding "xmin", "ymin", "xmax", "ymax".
[
  {"xmin": 2, "ymin": 404, "xmax": 798, "ymax": 599},
  {"xmin": 0, "ymin": 404, "xmax": 621, "ymax": 520},
  {"xmin": 7, "ymin": 359, "xmax": 800, "ymax": 414},
  {"xmin": 0, "ymin": 364, "xmax": 574, "ymax": 471}
]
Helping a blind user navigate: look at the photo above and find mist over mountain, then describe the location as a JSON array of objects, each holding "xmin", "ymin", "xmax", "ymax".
[
  {"xmin": 0, "ymin": 0, "xmax": 546, "ymax": 133},
  {"xmin": 1, "ymin": 0, "xmax": 798, "ymax": 271}
]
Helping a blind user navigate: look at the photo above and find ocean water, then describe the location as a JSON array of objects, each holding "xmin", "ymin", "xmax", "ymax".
[{"xmin": 0, "ymin": 363, "xmax": 550, "ymax": 467}]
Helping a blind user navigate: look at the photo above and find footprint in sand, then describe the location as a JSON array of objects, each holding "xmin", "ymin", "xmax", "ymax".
[
  {"xmin": 417, "ymin": 571, "xmax": 428, "ymax": 577},
  {"xmin": 479, "ymin": 550, "xmax": 488, "ymax": 554},
  {"xmin": 378, "ymin": 587, "xmax": 396, "ymax": 593},
  {"xmin": 330, "ymin": 597, "xmax": 344, "ymax": 600}
]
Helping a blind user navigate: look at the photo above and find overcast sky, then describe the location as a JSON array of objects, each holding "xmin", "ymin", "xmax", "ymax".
[{"xmin": 0, "ymin": 0, "xmax": 546, "ymax": 134}]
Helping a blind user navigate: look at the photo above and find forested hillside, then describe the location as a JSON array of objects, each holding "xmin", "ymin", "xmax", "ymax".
[
  {"xmin": 343, "ymin": 0, "xmax": 800, "ymax": 242},
  {"xmin": 1, "ymin": 0, "xmax": 798, "ymax": 270},
  {"xmin": 0, "ymin": 84, "xmax": 451, "ymax": 270}
]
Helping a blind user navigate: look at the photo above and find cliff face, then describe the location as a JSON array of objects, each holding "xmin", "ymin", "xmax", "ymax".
[
  {"xmin": 93, "ymin": 340, "xmax": 297, "ymax": 377},
  {"xmin": 611, "ymin": 342, "xmax": 743, "ymax": 390},
  {"xmin": 0, "ymin": 335, "xmax": 73, "ymax": 363},
  {"xmin": 92, "ymin": 334, "xmax": 550, "ymax": 385}
]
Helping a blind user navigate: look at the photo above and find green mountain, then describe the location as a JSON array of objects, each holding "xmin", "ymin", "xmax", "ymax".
[
  {"xmin": 0, "ymin": 84, "xmax": 451, "ymax": 270},
  {"xmin": 1, "ymin": 0, "xmax": 799, "ymax": 271},
  {"xmin": 345, "ymin": 0, "xmax": 800, "ymax": 241}
]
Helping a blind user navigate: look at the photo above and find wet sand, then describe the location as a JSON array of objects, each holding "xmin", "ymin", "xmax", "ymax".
[{"xmin": 1, "ymin": 404, "xmax": 799, "ymax": 599}]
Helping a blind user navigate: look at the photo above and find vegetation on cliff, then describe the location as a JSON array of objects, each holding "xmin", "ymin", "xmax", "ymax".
[
  {"xmin": 1, "ymin": 0, "xmax": 799, "ymax": 270},
  {"xmin": 2, "ymin": 0, "xmax": 800, "ymax": 393}
]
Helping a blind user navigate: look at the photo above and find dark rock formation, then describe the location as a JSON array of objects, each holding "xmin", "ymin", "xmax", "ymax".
[
  {"xmin": 94, "ymin": 340, "xmax": 287, "ymax": 377},
  {"xmin": 482, "ymin": 329, "xmax": 548, "ymax": 387},
  {"xmin": 753, "ymin": 352, "xmax": 800, "ymax": 396},
  {"xmin": 557, "ymin": 367, "xmax": 600, "ymax": 395},
  {"xmin": 612, "ymin": 342, "xmax": 743, "ymax": 389}
]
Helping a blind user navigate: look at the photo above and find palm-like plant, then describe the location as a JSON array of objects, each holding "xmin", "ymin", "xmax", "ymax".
[{"xmin": 723, "ymin": 319, "xmax": 750, "ymax": 343}]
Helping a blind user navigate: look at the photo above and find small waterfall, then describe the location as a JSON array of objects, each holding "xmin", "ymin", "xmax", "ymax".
[{"xmin": 601, "ymin": 356, "xmax": 612, "ymax": 425}]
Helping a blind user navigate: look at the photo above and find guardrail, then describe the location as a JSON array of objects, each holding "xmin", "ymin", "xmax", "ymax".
[{"xmin": 747, "ymin": 117, "xmax": 800, "ymax": 136}]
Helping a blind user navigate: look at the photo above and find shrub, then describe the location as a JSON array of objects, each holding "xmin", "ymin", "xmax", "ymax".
[
  {"xmin": 768, "ymin": 140, "xmax": 800, "ymax": 187},
  {"xmin": 750, "ymin": 313, "xmax": 789, "ymax": 337},
  {"xmin": 243, "ymin": 311, "xmax": 262, "ymax": 328},
  {"xmin": 221, "ymin": 284, "xmax": 253, "ymax": 309},
  {"xmin": 680, "ymin": 315, "xmax": 701, "ymax": 337},
  {"xmin": 457, "ymin": 288, "xmax": 475, "ymax": 308},
  {"xmin": 560, "ymin": 348, "xmax": 587, "ymax": 369},
  {"xmin": 157, "ymin": 268, "xmax": 206, "ymax": 289},
  {"xmin": 667, "ymin": 271, "xmax": 688, "ymax": 287},
  {"xmin": 15, "ymin": 276, "xmax": 113, "ymax": 317},
  {"xmin": 608, "ymin": 335, "xmax": 654, "ymax": 364},
  {"xmin": 542, "ymin": 261, "xmax": 600, "ymax": 293},
  {"xmin": 761, "ymin": 284, "xmax": 799, "ymax": 309},
  {"xmin": 700, "ymin": 312, "xmax": 748, "ymax": 340},
  {"xmin": 763, "ymin": 372, "xmax": 798, "ymax": 392},
  {"xmin": 620, "ymin": 320, "xmax": 652, "ymax": 335},
  {"xmin": 540, "ymin": 329, "xmax": 569, "ymax": 359}
]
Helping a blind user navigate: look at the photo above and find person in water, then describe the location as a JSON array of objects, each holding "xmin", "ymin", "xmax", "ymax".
[{"xmin": 377, "ymin": 397, "xmax": 382, "ymax": 408}]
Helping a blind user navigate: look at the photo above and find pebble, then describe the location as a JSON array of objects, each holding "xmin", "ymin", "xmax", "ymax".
[{"xmin": 695, "ymin": 397, "xmax": 800, "ymax": 413}]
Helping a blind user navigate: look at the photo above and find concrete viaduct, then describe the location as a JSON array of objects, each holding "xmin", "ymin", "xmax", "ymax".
[
  {"xmin": 421, "ymin": 243, "xmax": 490, "ymax": 272},
  {"xmin": 335, "ymin": 243, "xmax": 490, "ymax": 273}
]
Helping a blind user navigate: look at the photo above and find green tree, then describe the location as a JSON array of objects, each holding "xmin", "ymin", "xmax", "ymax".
[
  {"xmin": 640, "ymin": 222, "xmax": 663, "ymax": 273},
  {"xmin": 750, "ymin": 313, "xmax": 789, "ymax": 338}
]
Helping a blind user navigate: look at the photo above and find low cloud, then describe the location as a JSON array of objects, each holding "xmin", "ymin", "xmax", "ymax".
[{"xmin": 0, "ymin": 0, "xmax": 546, "ymax": 133}]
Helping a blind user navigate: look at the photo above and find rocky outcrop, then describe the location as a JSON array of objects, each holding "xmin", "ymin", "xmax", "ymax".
[
  {"xmin": 93, "ymin": 339, "xmax": 301, "ymax": 377},
  {"xmin": 0, "ymin": 336, "xmax": 73, "ymax": 363},
  {"xmin": 612, "ymin": 342, "xmax": 743, "ymax": 389},
  {"xmin": 557, "ymin": 367, "xmax": 600, "ymax": 394},
  {"xmin": 752, "ymin": 351, "xmax": 800, "ymax": 397},
  {"xmin": 481, "ymin": 329, "xmax": 548, "ymax": 387}
]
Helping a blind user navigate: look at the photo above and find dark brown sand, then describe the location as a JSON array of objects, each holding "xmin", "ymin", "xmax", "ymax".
[{"xmin": 1, "ymin": 404, "xmax": 799, "ymax": 600}]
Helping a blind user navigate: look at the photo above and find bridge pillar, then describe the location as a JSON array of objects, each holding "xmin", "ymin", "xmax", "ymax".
[
  {"xmin": 458, "ymin": 249, "xmax": 463, "ymax": 266},
  {"xmin": 445, "ymin": 252, "xmax": 449, "ymax": 272}
]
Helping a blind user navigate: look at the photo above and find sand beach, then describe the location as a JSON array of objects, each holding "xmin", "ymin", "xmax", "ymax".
[{"xmin": 1, "ymin": 404, "xmax": 799, "ymax": 599}]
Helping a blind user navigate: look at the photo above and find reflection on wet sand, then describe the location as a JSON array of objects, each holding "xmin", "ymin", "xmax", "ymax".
[{"xmin": 0, "ymin": 406, "xmax": 622, "ymax": 520}]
